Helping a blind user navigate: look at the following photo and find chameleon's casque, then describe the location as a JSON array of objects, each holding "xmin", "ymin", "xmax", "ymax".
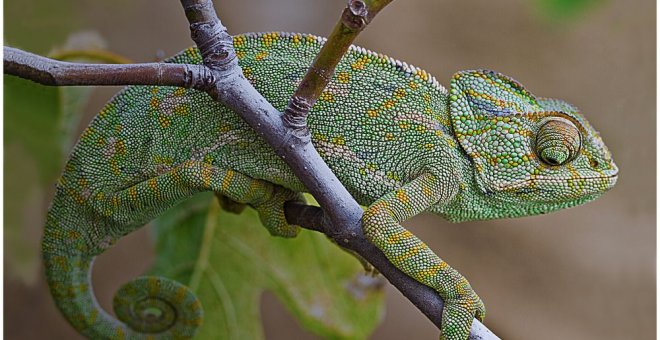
[{"xmin": 43, "ymin": 32, "xmax": 617, "ymax": 340}]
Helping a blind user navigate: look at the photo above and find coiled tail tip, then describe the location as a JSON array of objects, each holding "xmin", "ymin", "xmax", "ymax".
[
  {"xmin": 114, "ymin": 276, "xmax": 203, "ymax": 338},
  {"xmin": 44, "ymin": 251, "xmax": 203, "ymax": 339}
]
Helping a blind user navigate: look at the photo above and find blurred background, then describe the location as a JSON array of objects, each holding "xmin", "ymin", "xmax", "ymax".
[{"xmin": 4, "ymin": 0, "xmax": 655, "ymax": 339}]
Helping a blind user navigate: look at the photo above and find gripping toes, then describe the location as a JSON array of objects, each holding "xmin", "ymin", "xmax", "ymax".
[
  {"xmin": 253, "ymin": 186, "xmax": 304, "ymax": 238},
  {"xmin": 440, "ymin": 282, "xmax": 485, "ymax": 340}
]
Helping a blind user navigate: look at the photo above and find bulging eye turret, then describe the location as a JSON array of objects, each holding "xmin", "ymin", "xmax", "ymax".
[{"xmin": 535, "ymin": 117, "xmax": 581, "ymax": 166}]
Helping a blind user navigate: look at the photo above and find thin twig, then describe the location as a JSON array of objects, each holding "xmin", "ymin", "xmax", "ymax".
[
  {"xmin": 283, "ymin": 0, "xmax": 393, "ymax": 134},
  {"xmin": 4, "ymin": 46, "xmax": 214, "ymax": 88}
]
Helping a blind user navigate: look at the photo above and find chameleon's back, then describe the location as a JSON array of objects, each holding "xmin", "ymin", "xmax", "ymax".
[{"xmin": 43, "ymin": 32, "xmax": 456, "ymax": 338}]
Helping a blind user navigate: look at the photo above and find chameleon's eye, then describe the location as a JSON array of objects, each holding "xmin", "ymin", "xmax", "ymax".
[{"xmin": 535, "ymin": 117, "xmax": 581, "ymax": 166}]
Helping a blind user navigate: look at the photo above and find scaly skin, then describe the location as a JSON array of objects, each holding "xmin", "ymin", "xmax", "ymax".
[{"xmin": 43, "ymin": 32, "xmax": 618, "ymax": 339}]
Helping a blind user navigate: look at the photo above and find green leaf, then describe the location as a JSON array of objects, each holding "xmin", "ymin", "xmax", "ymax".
[
  {"xmin": 150, "ymin": 193, "xmax": 385, "ymax": 339},
  {"xmin": 4, "ymin": 32, "xmax": 124, "ymax": 284},
  {"xmin": 536, "ymin": 0, "xmax": 606, "ymax": 20},
  {"xmin": 4, "ymin": 75, "xmax": 65, "ymax": 284}
]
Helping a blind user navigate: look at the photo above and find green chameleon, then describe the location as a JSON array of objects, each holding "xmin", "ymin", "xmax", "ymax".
[{"xmin": 42, "ymin": 32, "xmax": 618, "ymax": 340}]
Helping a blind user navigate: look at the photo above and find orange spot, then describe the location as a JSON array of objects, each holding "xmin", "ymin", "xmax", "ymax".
[
  {"xmin": 396, "ymin": 189, "xmax": 410, "ymax": 204},
  {"xmin": 255, "ymin": 51, "xmax": 268, "ymax": 60},
  {"xmin": 222, "ymin": 170, "xmax": 234, "ymax": 191},
  {"xmin": 174, "ymin": 88, "xmax": 186, "ymax": 97}
]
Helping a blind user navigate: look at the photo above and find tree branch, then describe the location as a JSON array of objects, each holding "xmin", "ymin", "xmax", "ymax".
[
  {"xmin": 4, "ymin": 46, "xmax": 215, "ymax": 88},
  {"xmin": 4, "ymin": 0, "xmax": 499, "ymax": 338}
]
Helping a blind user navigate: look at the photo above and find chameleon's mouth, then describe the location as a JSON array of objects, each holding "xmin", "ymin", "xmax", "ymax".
[{"xmin": 499, "ymin": 172, "xmax": 618, "ymax": 194}]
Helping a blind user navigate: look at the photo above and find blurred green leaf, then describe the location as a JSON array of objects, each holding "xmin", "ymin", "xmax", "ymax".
[
  {"xmin": 536, "ymin": 0, "xmax": 605, "ymax": 20},
  {"xmin": 4, "ymin": 75, "xmax": 65, "ymax": 284},
  {"xmin": 3, "ymin": 32, "xmax": 111, "ymax": 284},
  {"xmin": 150, "ymin": 194, "xmax": 385, "ymax": 339}
]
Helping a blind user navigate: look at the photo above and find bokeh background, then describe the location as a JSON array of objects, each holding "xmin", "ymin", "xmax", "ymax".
[{"xmin": 4, "ymin": 0, "xmax": 655, "ymax": 339}]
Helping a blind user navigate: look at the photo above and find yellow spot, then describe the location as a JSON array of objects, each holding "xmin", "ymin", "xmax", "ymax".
[
  {"xmin": 394, "ymin": 88, "xmax": 407, "ymax": 99},
  {"xmin": 147, "ymin": 277, "xmax": 160, "ymax": 295},
  {"xmin": 150, "ymin": 97, "xmax": 160, "ymax": 109},
  {"xmin": 351, "ymin": 56, "xmax": 371, "ymax": 70},
  {"xmin": 416, "ymin": 125, "xmax": 427, "ymax": 133},
  {"xmin": 385, "ymin": 133, "xmax": 395, "ymax": 141},
  {"xmin": 255, "ymin": 51, "xmax": 268, "ymax": 61},
  {"xmin": 185, "ymin": 47, "xmax": 197, "ymax": 59},
  {"xmin": 337, "ymin": 71, "xmax": 350, "ymax": 84},
  {"xmin": 366, "ymin": 163, "xmax": 377, "ymax": 171},
  {"xmin": 383, "ymin": 99, "xmax": 395, "ymax": 109},
  {"xmin": 174, "ymin": 87, "xmax": 186, "ymax": 97},
  {"xmin": 201, "ymin": 164, "xmax": 213, "ymax": 187},
  {"xmin": 261, "ymin": 32, "xmax": 279, "ymax": 47},
  {"xmin": 112, "ymin": 195, "xmax": 120, "ymax": 207},
  {"xmin": 422, "ymin": 186, "xmax": 433, "ymax": 197},
  {"xmin": 367, "ymin": 109, "xmax": 378, "ymax": 118},
  {"xmin": 236, "ymin": 51, "xmax": 246, "ymax": 59},
  {"xmin": 291, "ymin": 34, "xmax": 302, "ymax": 45},
  {"xmin": 331, "ymin": 136, "xmax": 346, "ymax": 145},
  {"xmin": 148, "ymin": 178, "xmax": 159, "ymax": 193},
  {"xmin": 151, "ymin": 87, "xmax": 159, "ymax": 95},
  {"xmin": 415, "ymin": 69, "xmax": 429, "ymax": 81},
  {"xmin": 390, "ymin": 230, "xmax": 414, "ymax": 245},
  {"xmin": 421, "ymin": 264, "xmax": 441, "ymax": 278},
  {"xmin": 128, "ymin": 186, "xmax": 138, "ymax": 200},
  {"xmin": 233, "ymin": 35, "xmax": 246, "ymax": 47},
  {"xmin": 68, "ymin": 230, "xmax": 80, "ymax": 240},
  {"xmin": 174, "ymin": 287, "xmax": 187, "ymax": 304},
  {"xmin": 313, "ymin": 133, "xmax": 328, "ymax": 141},
  {"xmin": 396, "ymin": 189, "xmax": 409, "ymax": 204},
  {"xmin": 222, "ymin": 170, "xmax": 234, "ymax": 191},
  {"xmin": 80, "ymin": 127, "xmax": 95, "ymax": 141},
  {"xmin": 243, "ymin": 67, "xmax": 252, "ymax": 77},
  {"xmin": 423, "ymin": 93, "xmax": 431, "ymax": 103},
  {"xmin": 386, "ymin": 171, "xmax": 400, "ymax": 181},
  {"xmin": 115, "ymin": 139, "xmax": 126, "ymax": 155},
  {"xmin": 175, "ymin": 104, "xmax": 189, "ymax": 116},
  {"xmin": 158, "ymin": 115, "xmax": 171, "ymax": 128},
  {"xmin": 319, "ymin": 91, "xmax": 335, "ymax": 102},
  {"xmin": 399, "ymin": 121, "xmax": 410, "ymax": 130},
  {"xmin": 115, "ymin": 327, "xmax": 125, "ymax": 340},
  {"xmin": 409, "ymin": 81, "xmax": 419, "ymax": 90},
  {"xmin": 218, "ymin": 122, "xmax": 231, "ymax": 133},
  {"xmin": 424, "ymin": 143, "xmax": 434, "ymax": 150},
  {"xmin": 110, "ymin": 159, "xmax": 121, "ymax": 175}
]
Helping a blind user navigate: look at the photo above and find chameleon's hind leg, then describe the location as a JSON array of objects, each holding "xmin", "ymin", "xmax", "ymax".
[
  {"xmin": 101, "ymin": 160, "xmax": 303, "ymax": 240},
  {"xmin": 215, "ymin": 193, "xmax": 247, "ymax": 214}
]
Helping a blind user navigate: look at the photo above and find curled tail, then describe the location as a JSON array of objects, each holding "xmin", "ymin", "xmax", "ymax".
[
  {"xmin": 43, "ymin": 252, "xmax": 203, "ymax": 339},
  {"xmin": 43, "ymin": 217, "xmax": 203, "ymax": 339}
]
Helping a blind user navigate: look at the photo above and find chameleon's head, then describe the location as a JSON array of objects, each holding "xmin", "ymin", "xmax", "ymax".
[{"xmin": 447, "ymin": 70, "xmax": 618, "ymax": 217}]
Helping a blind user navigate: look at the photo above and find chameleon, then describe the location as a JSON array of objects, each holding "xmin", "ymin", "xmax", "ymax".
[{"xmin": 42, "ymin": 32, "xmax": 618, "ymax": 340}]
